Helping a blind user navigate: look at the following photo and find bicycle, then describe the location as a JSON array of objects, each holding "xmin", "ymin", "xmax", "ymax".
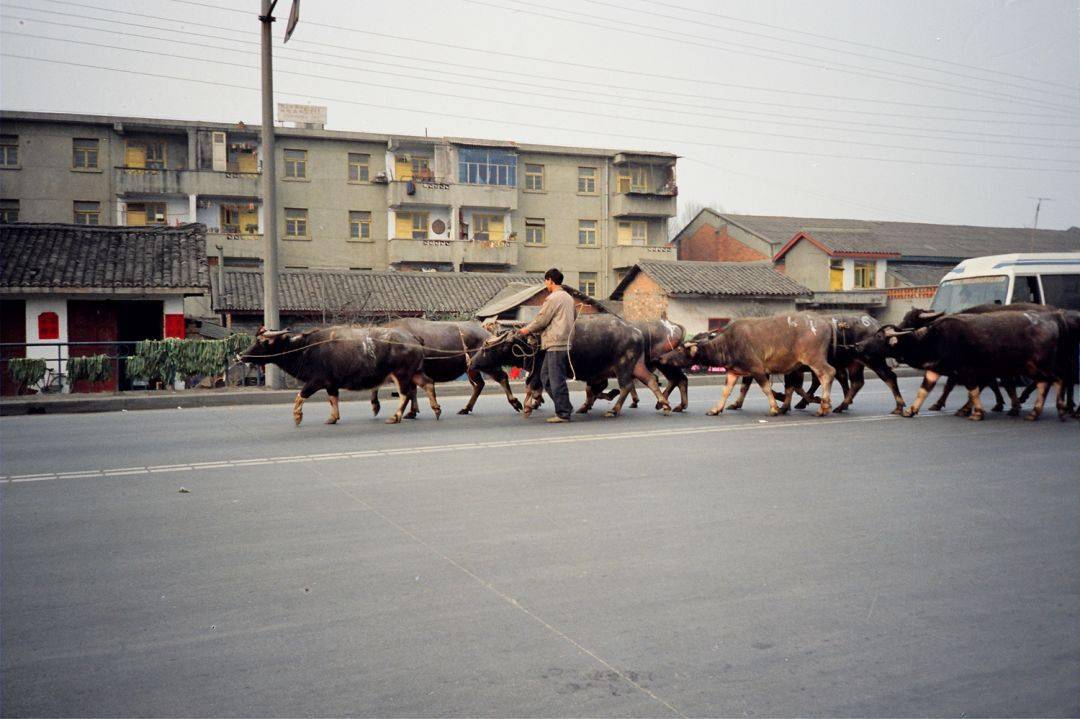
[{"xmin": 40, "ymin": 366, "xmax": 66, "ymax": 394}]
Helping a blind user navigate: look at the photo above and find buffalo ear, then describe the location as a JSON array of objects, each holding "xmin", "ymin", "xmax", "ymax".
[
  {"xmin": 887, "ymin": 336, "xmax": 899, "ymax": 347},
  {"xmin": 688, "ymin": 344, "xmax": 699, "ymax": 357},
  {"xmin": 256, "ymin": 325, "xmax": 267, "ymax": 336}
]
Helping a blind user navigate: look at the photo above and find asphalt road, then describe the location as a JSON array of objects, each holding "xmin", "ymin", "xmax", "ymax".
[{"xmin": 2, "ymin": 377, "xmax": 1078, "ymax": 717}]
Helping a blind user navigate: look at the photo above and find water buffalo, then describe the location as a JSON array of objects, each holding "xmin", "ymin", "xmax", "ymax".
[
  {"xmin": 870, "ymin": 310, "xmax": 1067, "ymax": 421},
  {"xmin": 468, "ymin": 314, "xmax": 671, "ymax": 417},
  {"xmin": 240, "ymin": 326, "xmax": 439, "ymax": 425},
  {"xmin": 659, "ymin": 313, "xmax": 837, "ymax": 417},
  {"xmin": 588, "ymin": 318, "xmax": 689, "ymax": 413},
  {"xmin": 369, "ymin": 319, "xmax": 523, "ymax": 418}
]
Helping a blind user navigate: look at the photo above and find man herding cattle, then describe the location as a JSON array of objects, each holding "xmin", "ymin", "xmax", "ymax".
[{"xmin": 518, "ymin": 268, "xmax": 577, "ymax": 424}]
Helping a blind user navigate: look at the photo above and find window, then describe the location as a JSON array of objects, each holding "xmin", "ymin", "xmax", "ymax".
[
  {"xmin": 126, "ymin": 202, "xmax": 166, "ymax": 226},
  {"xmin": 524, "ymin": 163, "xmax": 544, "ymax": 191},
  {"xmin": 829, "ymin": 259, "xmax": 844, "ymax": 291},
  {"xmin": 220, "ymin": 205, "xmax": 240, "ymax": 232},
  {"xmin": 144, "ymin": 141, "xmax": 165, "ymax": 169},
  {"xmin": 411, "ymin": 212, "xmax": 428, "ymax": 239},
  {"xmin": 74, "ymin": 201, "xmax": 100, "ymax": 225},
  {"xmin": 853, "ymin": 260, "xmax": 876, "ymax": 289},
  {"xmin": 124, "ymin": 140, "xmax": 166, "ymax": 169},
  {"xmin": 0, "ymin": 199, "xmax": 18, "ymax": 223},
  {"xmin": 617, "ymin": 220, "xmax": 647, "ymax": 246},
  {"xmin": 1040, "ymin": 274, "xmax": 1080, "ymax": 310},
  {"xmin": 578, "ymin": 272, "xmax": 598, "ymax": 298},
  {"xmin": 396, "ymin": 211, "xmax": 429, "ymax": 239},
  {"xmin": 394, "ymin": 155, "xmax": 431, "ymax": 181},
  {"xmin": 578, "ymin": 166, "xmax": 597, "ymax": 194},
  {"xmin": 284, "ymin": 208, "xmax": 308, "ymax": 237},
  {"xmin": 0, "ymin": 135, "xmax": 17, "ymax": 167},
  {"xmin": 284, "ymin": 149, "xmax": 307, "ymax": 179},
  {"xmin": 458, "ymin": 147, "xmax": 517, "ymax": 186},
  {"xmin": 1013, "ymin": 275, "xmax": 1041, "ymax": 304},
  {"xmin": 473, "ymin": 214, "xmax": 504, "ymax": 242},
  {"xmin": 616, "ymin": 165, "xmax": 648, "ymax": 193},
  {"xmin": 349, "ymin": 210, "xmax": 371, "ymax": 240},
  {"xmin": 930, "ymin": 276, "xmax": 1008, "ymax": 313},
  {"xmin": 525, "ymin": 218, "xmax": 545, "ymax": 245},
  {"xmin": 348, "ymin": 153, "xmax": 370, "ymax": 182},
  {"xmin": 578, "ymin": 219, "xmax": 597, "ymax": 246},
  {"xmin": 72, "ymin": 139, "xmax": 99, "ymax": 169},
  {"xmin": 221, "ymin": 205, "xmax": 259, "ymax": 235}
]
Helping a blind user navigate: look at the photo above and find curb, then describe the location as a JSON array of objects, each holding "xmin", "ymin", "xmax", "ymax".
[{"xmin": 0, "ymin": 369, "xmax": 921, "ymax": 416}]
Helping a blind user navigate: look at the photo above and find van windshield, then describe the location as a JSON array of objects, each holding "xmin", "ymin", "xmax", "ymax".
[{"xmin": 930, "ymin": 275, "xmax": 1009, "ymax": 313}]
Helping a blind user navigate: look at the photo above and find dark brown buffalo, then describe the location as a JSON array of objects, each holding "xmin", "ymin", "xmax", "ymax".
[
  {"xmin": 369, "ymin": 319, "xmax": 523, "ymax": 418},
  {"xmin": 468, "ymin": 314, "xmax": 671, "ymax": 417},
  {"xmin": 659, "ymin": 313, "xmax": 837, "ymax": 416},
  {"xmin": 586, "ymin": 318, "xmax": 690, "ymax": 413},
  {"xmin": 240, "ymin": 325, "xmax": 437, "ymax": 425},
  {"xmin": 870, "ymin": 310, "xmax": 1067, "ymax": 421},
  {"xmin": 897, "ymin": 302, "xmax": 1050, "ymax": 414}
]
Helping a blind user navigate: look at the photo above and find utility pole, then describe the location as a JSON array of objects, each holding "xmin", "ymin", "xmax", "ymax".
[
  {"xmin": 259, "ymin": 0, "xmax": 282, "ymax": 388},
  {"xmin": 1028, "ymin": 196, "xmax": 1053, "ymax": 251}
]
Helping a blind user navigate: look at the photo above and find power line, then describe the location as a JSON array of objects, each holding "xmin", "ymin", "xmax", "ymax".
[
  {"xmin": 5, "ymin": 52, "xmax": 1078, "ymax": 175},
  {"xmin": 17, "ymin": 2, "xmax": 1080, "ymax": 129},
  {"xmin": 465, "ymin": 0, "xmax": 1080, "ymax": 114},
  {"xmin": 140, "ymin": 0, "xmax": 1080, "ymax": 121},
  {"xmin": 7, "ymin": 31, "xmax": 1077, "ymax": 167},
  {"xmin": 581, "ymin": 0, "xmax": 1076, "ymax": 93},
  {"xmin": 7, "ymin": 14, "xmax": 1077, "ymax": 152}
]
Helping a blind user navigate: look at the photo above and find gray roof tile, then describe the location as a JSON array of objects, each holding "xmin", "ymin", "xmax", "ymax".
[
  {"xmin": 0, "ymin": 222, "xmax": 209, "ymax": 292},
  {"xmin": 615, "ymin": 260, "xmax": 811, "ymax": 298}
]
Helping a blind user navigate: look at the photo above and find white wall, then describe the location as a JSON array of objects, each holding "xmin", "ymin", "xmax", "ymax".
[
  {"xmin": 841, "ymin": 258, "xmax": 888, "ymax": 290},
  {"xmin": 666, "ymin": 297, "xmax": 798, "ymax": 337},
  {"xmin": 24, "ymin": 297, "xmax": 69, "ymax": 392}
]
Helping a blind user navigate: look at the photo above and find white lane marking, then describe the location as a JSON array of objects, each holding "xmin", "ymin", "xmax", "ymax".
[{"xmin": 2, "ymin": 413, "xmax": 945, "ymax": 486}]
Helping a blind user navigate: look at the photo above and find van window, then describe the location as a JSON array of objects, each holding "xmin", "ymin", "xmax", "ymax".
[
  {"xmin": 1012, "ymin": 275, "xmax": 1041, "ymax": 304},
  {"xmin": 1041, "ymin": 274, "xmax": 1080, "ymax": 310},
  {"xmin": 930, "ymin": 276, "xmax": 1008, "ymax": 313}
]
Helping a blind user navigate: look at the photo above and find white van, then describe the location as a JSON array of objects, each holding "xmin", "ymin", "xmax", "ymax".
[{"xmin": 930, "ymin": 252, "xmax": 1080, "ymax": 313}]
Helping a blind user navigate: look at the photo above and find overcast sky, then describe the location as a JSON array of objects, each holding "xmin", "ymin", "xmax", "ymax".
[{"xmin": 2, "ymin": 0, "xmax": 1078, "ymax": 230}]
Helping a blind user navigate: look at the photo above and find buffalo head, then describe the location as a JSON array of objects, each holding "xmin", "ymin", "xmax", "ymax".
[
  {"xmin": 239, "ymin": 327, "xmax": 300, "ymax": 366},
  {"xmin": 898, "ymin": 308, "xmax": 945, "ymax": 330},
  {"xmin": 467, "ymin": 329, "xmax": 536, "ymax": 374}
]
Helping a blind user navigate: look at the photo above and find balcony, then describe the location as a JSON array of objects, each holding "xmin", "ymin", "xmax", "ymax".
[
  {"xmin": 205, "ymin": 232, "xmax": 264, "ymax": 260},
  {"xmin": 611, "ymin": 191, "xmax": 677, "ymax": 218},
  {"xmin": 451, "ymin": 182, "xmax": 518, "ymax": 211},
  {"xmin": 461, "ymin": 238, "xmax": 518, "ymax": 267},
  {"xmin": 388, "ymin": 237, "xmax": 453, "ymax": 265},
  {"xmin": 387, "ymin": 179, "xmax": 452, "ymax": 207},
  {"xmin": 610, "ymin": 244, "xmax": 676, "ymax": 269},
  {"xmin": 115, "ymin": 167, "xmax": 261, "ymax": 198}
]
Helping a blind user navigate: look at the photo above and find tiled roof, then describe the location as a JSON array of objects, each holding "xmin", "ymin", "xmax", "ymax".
[
  {"xmin": 714, "ymin": 213, "xmax": 1080, "ymax": 260},
  {"xmin": 213, "ymin": 268, "xmax": 539, "ymax": 315},
  {"xmin": 0, "ymin": 222, "xmax": 209, "ymax": 293},
  {"xmin": 612, "ymin": 260, "xmax": 811, "ymax": 299},
  {"xmin": 889, "ymin": 262, "xmax": 954, "ymax": 287},
  {"xmin": 473, "ymin": 282, "xmax": 605, "ymax": 318},
  {"xmin": 795, "ymin": 229, "xmax": 899, "ymax": 256}
]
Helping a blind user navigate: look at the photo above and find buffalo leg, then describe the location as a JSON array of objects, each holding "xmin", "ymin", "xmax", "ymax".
[
  {"xmin": 833, "ymin": 365, "xmax": 863, "ymax": 413},
  {"xmin": 385, "ymin": 374, "xmax": 413, "ymax": 424},
  {"xmin": 928, "ymin": 378, "xmax": 957, "ymax": 411},
  {"xmin": 755, "ymin": 373, "xmax": 781, "ymax": 416},
  {"xmin": 965, "ymin": 386, "xmax": 985, "ymax": 421},
  {"xmin": 729, "ymin": 376, "xmax": 753, "ymax": 411},
  {"xmin": 1003, "ymin": 383, "xmax": 1022, "ymax": 416},
  {"xmin": 488, "ymin": 368, "xmax": 522, "ymax": 412},
  {"xmin": 1025, "ymin": 380, "xmax": 1052, "ymax": 421},
  {"xmin": 989, "ymin": 379, "xmax": 1006, "ymax": 412},
  {"xmin": 632, "ymin": 361, "xmax": 670, "ymax": 415},
  {"xmin": 293, "ymin": 381, "xmax": 323, "ymax": 426},
  {"xmin": 806, "ymin": 361, "xmax": 836, "ymax": 416},
  {"xmin": 578, "ymin": 382, "xmax": 602, "ymax": 414},
  {"xmin": 370, "ymin": 388, "xmax": 381, "ymax": 416},
  {"xmin": 413, "ymin": 373, "xmax": 442, "ymax": 420},
  {"xmin": 903, "ymin": 370, "xmax": 941, "ymax": 418},
  {"xmin": 629, "ymin": 383, "xmax": 640, "ymax": 409},
  {"xmin": 458, "ymin": 370, "xmax": 485, "ymax": 415},
  {"xmin": 871, "ymin": 362, "xmax": 906, "ymax": 415},
  {"xmin": 707, "ymin": 373, "xmax": 740, "ymax": 416},
  {"xmin": 658, "ymin": 366, "xmax": 689, "ymax": 412},
  {"xmin": 326, "ymin": 388, "xmax": 341, "ymax": 425}
]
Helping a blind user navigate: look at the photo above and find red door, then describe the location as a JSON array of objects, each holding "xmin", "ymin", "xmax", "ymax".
[
  {"xmin": 1, "ymin": 300, "xmax": 26, "ymax": 395},
  {"xmin": 68, "ymin": 301, "xmax": 119, "ymax": 393}
]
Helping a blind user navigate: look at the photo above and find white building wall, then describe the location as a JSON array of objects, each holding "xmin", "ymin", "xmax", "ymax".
[{"xmin": 24, "ymin": 297, "xmax": 69, "ymax": 391}]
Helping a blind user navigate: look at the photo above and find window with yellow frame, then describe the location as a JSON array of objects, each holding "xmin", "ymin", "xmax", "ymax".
[
  {"xmin": 617, "ymin": 220, "xmax": 647, "ymax": 246},
  {"xmin": 853, "ymin": 260, "xmax": 877, "ymax": 289}
]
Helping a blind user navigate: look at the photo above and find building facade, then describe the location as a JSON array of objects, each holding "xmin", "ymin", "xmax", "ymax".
[{"xmin": 0, "ymin": 111, "xmax": 678, "ymax": 299}]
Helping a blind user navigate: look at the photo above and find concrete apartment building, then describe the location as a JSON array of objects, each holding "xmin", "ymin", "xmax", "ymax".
[{"xmin": 0, "ymin": 110, "xmax": 678, "ymax": 298}]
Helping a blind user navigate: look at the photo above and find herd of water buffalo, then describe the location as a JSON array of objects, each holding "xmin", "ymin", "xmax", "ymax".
[{"xmin": 239, "ymin": 301, "xmax": 1080, "ymax": 426}]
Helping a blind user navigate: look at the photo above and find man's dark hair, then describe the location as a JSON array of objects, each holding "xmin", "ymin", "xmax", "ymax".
[{"xmin": 544, "ymin": 268, "xmax": 564, "ymax": 285}]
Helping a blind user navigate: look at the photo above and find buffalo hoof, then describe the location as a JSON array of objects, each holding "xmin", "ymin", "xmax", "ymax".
[
  {"xmin": 404, "ymin": 411, "xmax": 418, "ymax": 420},
  {"xmin": 432, "ymin": 407, "xmax": 442, "ymax": 420},
  {"xmin": 767, "ymin": 407, "xmax": 780, "ymax": 417},
  {"xmin": 901, "ymin": 407, "xmax": 918, "ymax": 418},
  {"xmin": 1024, "ymin": 411, "xmax": 1040, "ymax": 422},
  {"xmin": 729, "ymin": 403, "xmax": 743, "ymax": 411},
  {"xmin": 833, "ymin": 403, "xmax": 850, "ymax": 414},
  {"xmin": 523, "ymin": 408, "xmax": 532, "ymax": 418},
  {"xmin": 968, "ymin": 411, "xmax": 984, "ymax": 421},
  {"xmin": 509, "ymin": 399, "xmax": 523, "ymax": 412},
  {"xmin": 891, "ymin": 406, "xmax": 903, "ymax": 415},
  {"xmin": 815, "ymin": 409, "xmax": 830, "ymax": 417},
  {"xmin": 385, "ymin": 416, "xmax": 401, "ymax": 425},
  {"xmin": 630, "ymin": 401, "xmax": 639, "ymax": 409},
  {"xmin": 576, "ymin": 406, "xmax": 590, "ymax": 414},
  {"xmin": 673, "ymin": 405, "xmax": 686, "ymax": 413},
  {"xmin": 1007, "ymin": 407, "xmax": 1021, "ymax": 417},
  {"xmin": 659, "ymin": 404, "xmax": 672, "ymax": 416},
  {"xmin": 706, "ymin": 408, "xmax": 722, "ymax": 416},
  {"xmin": 293, "ymin": 414, "xmax": 303, "ymax": 427},
  {"xmin": 457, "ymin": 407, "xmax": 471, "ymax": 415},
  {"xmin": 794, "ymin": 400, "xmax": 810, "ymax": 410},
  {"xmin": 603, "ymin": 410, "xmax": 618, "ymax": 418},
  {"xmin": 991, "ymin": 403, "xmax": 1004, "ymax": 412},
  {"xmin": 928, "ymin": 402, "xmax": 945, "ymax": 412},
  {"xmin": 954, "ymin": 408, "xmax": 971, "ymax": 417},
  {"xmin": 324, "ymin": 417, "xmax": 338, "ymax": 425},
  {"xmin": 370, "ymin": 403, "xmax": 381, "ymax": 416},
  {"xmin": 655, "ymin": 401, "xmax": 664, "ymax": 410},
  {"xmin": 779, "ymin": 405, "xmax": 791, "ymax": 415}
]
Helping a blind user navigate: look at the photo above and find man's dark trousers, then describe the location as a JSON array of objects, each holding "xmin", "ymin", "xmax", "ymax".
[{"xmin": 541, "ymin": 349, "xmax": 573, "ymax": 419}]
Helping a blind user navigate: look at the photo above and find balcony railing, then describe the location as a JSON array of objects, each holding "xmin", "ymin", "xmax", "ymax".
[
  {"xmin": 388, "ymin": 237, "xmax": 453, "ymax": 265},
  {"xmin": 462, "ymin": 237, "xmax": 518, "ymax": 266},
  {"xmin": 611, "ymin": 191, "xmax": 677, "ymax": 218},
  {"xmin": 115, "ymin": 167, "xmax": 261, "ymax": 197},
  {"xmin": 610, "ymin": 244, "xmax": 676, "ymax": 268}
]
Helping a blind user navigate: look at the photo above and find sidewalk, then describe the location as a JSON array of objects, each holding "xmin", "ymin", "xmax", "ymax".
[{"xmin": 0, "ymin": 370, "xmax": 918, "ymax": 416}]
